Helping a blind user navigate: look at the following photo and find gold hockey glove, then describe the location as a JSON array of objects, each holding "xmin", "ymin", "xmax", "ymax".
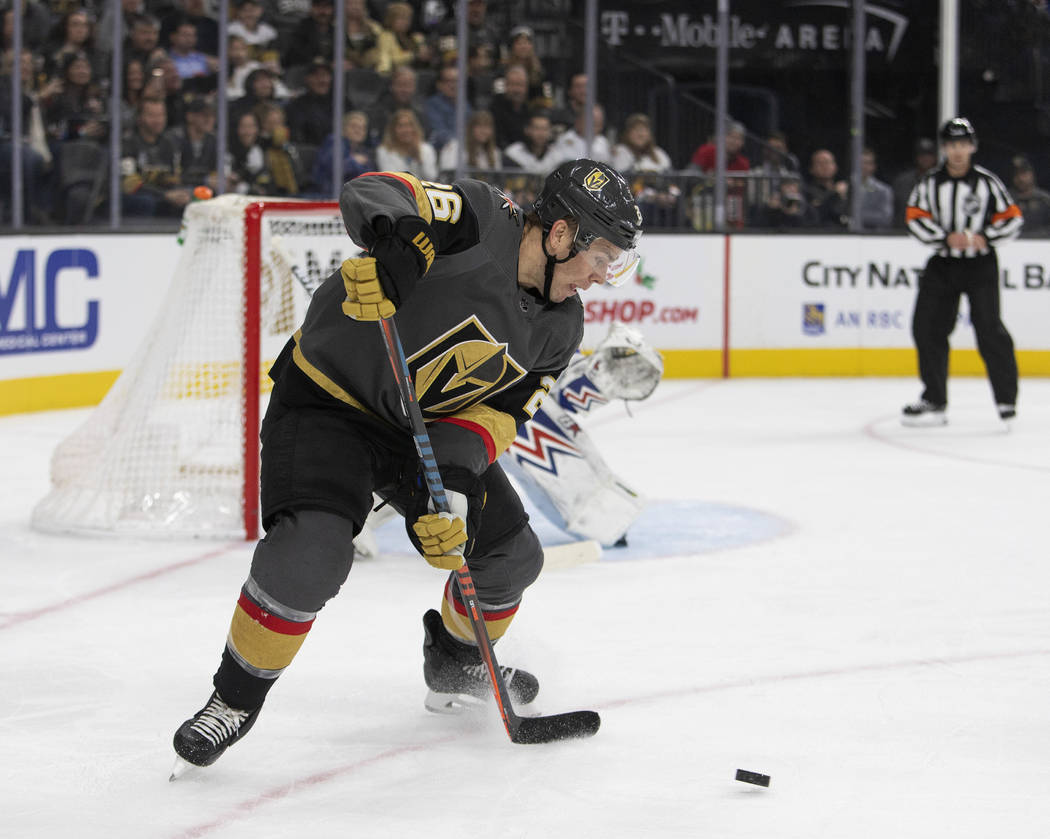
[
  {"xmin": 412, "ymin": 489, "xmax": 469, "ymax": 570},
  {"xmin": 341, "ymin": 215, "xmax": 436, "ymax": 321},
  {"xmin": 340, "ymin": 256, "xmax": 395, "ymax": 321}
]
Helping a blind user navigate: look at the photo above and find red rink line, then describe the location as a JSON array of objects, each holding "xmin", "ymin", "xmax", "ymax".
[
  {"xmin": 167, "ymin": 644, "xmax": 1049, "ymax": 838},
  {"xmin": 599, "ymin": 645, "xmax": 1050, "ymax": 711},
  {"xmin": 863, "ymin": 415, "xmax": 1050, "ymax": 473},
  {"xmin": 0, "ymin": 542, "xmax": 243, "ymax": 631},
  {"xmin": 169, "ymin": 738, "xmax": 458, "ymax": 839}
]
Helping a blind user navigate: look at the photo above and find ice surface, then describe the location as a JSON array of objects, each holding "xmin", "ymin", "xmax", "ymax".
[{"xmin": 2, "ymin": 378, "xmax": 1048, "ymax": 838}]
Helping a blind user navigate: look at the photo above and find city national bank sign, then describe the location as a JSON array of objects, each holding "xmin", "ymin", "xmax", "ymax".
[
  {"xmin": 0, "ymin": 248, "xmax": 99, "ymax": 355},
  {"xmin": 600, "ymin": 1, "xmax": 923, "ymax": 72}
]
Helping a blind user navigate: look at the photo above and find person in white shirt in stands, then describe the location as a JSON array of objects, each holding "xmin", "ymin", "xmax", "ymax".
[
  {"xmin": 438, "ymin": 110, "xmax": 502, "ymax": 175},
  {"xmin": 375, "ymin": 107, "xmax": 438, "ymax": 180},
  {"xmin": 610, "ymin": 113, "xmax": 672, "ymax": 173},
  {"xmin": 228, "ymin": 0, "xmax": 279, "ymax": 62},
  {"xmin": 503, "ymin": 109, "xmax": 562, "ymax": 175},
  {"xmin": 551, "ymin": 103, "xmax": 612, "ymax": 166}
]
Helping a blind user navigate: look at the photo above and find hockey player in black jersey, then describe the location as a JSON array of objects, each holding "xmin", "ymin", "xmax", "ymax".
[{"xmin": 171, "ymin": 160, "xmax": 642, "ymax": 774}]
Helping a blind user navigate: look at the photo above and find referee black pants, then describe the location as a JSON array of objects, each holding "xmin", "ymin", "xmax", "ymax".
[{"xmin": 912, "ymin": 252, "xmax": 1018, "ymax": 407}]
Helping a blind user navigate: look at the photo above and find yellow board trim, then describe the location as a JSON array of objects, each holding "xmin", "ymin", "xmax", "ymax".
[
  {"xmin": 4, "ymin": 348, "xmax": 1049, "ymax": 417},
  {"xmin": 728, "ymin": 348, "xmax": 1050, "ymax": 377},
  {"xmin": 0, "ymin": 370, "xmax": 120, "ymax": 415},
  {"xmin": 658, "ymin": 349, "xmax": 724, "ymax": 378},
  {"xmin": 0, "ymin": 362, "xmax": 277, "ymax": 416}
]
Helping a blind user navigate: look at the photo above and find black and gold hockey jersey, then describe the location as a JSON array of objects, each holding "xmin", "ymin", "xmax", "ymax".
[{"xmin": 281, "ymin": 171, "xmax": 583, "ymax": 477}]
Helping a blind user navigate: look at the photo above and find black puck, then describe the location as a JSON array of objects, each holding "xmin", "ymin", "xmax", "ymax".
[{"xmin": 735, "ymin": 769, "xmax": 770, "ymax": 787}]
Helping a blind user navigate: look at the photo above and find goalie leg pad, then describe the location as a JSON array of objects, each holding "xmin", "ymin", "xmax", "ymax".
[{"xmin": 504, "ymin": 399, "xmax": 646, "ymax": 547}]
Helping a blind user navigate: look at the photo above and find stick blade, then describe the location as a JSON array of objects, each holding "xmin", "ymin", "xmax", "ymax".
[
  {"xmin": 542, "ymin": 539, "xmax": 602, "ymax": 572},
  {"xmin": 511, "ymin": 710, "xmax": 601, "ymax": 744}
]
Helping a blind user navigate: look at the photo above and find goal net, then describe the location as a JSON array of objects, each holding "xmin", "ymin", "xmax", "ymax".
[{"xmin": 31, "ymin": 195, "xmax": 350, "ymax": 539}]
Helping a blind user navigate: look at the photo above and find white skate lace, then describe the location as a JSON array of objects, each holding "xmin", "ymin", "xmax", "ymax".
[
  {"xmin": 190, "ymin": 697, "xmax": 250, "ymax": 747},
  {"xmin": 464, "ymin": 663, "xmax": 515, "ymax": 684}
]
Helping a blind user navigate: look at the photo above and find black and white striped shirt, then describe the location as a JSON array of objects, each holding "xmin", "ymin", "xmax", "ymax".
[{"xmin": 906, "ymin": 164, "xmax": 1023, "ymax": 257}]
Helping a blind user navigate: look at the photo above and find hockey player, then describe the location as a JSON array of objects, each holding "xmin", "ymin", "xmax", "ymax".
[{"xmin": 171, "ymin": 159, "xmax": 642, "ymax": 772}]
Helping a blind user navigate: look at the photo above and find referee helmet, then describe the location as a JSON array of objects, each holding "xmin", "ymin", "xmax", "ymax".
[{"xmin": 939, "ymin": 117, "xmax": 978, "ymax": 148}]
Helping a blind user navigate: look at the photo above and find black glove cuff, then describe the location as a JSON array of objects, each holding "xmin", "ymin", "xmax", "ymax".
[{"xmin": 369, "ymin": 215, "xmax": 436, "ymax": 307}]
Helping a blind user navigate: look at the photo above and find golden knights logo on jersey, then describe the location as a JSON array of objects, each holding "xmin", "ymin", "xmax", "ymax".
[{"xmin": 409, "ymin": 316, "xmax": 526, "ymax": 415}]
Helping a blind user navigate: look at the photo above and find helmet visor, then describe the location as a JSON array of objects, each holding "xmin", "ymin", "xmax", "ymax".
[
  {"xmin": 606, "ymin": 248, "xmax": 641, "ymax": 287},
  {"xmin": 579, "ymin": 235, "xmax": 642, "ymax": 288}
]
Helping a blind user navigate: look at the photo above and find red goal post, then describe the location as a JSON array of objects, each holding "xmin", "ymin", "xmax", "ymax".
[
  {"xmin": 32, "ymin": 195, "xmax": 349, "ymax": 540},
  {"xmin": 240, "ymin": 198, "xmax": 341, "ymax": 537}
]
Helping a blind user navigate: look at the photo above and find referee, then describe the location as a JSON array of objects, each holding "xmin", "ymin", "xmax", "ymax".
[{"xmin": 903, "ymin": 117, "xmax": 1023, "ymax": 426}]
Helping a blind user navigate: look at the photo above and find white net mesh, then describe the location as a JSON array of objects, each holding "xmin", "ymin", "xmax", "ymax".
[{"xmin": 31, "ymin": 195, "xmax": 349, "ymax": 538}]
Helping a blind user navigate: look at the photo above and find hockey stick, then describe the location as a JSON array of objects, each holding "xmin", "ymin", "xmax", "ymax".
[
  {"xmin": 375, "ymin": 315, "xmax": 600, "ymax": 744},
  {"xmin": 540, "ymin": 539, "xmax": 602, "ymax": 571}
]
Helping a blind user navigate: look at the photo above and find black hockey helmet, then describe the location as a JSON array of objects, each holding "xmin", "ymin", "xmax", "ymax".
[
  {"xmin": 939, "ymin": 117, "xmax": 977, "ymax": 147},
  {"xmin": 533, "ymin": 159, "xmax": 643, "ymax": 254}
]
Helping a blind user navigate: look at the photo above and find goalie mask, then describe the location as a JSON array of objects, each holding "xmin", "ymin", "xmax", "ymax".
[{"xmin": 533, "ymin": 160, "xmax": 643, "ymax": 290}]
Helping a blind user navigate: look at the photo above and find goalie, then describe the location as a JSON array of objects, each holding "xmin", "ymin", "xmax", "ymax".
[{"xmin": 502, "ymin": 321, "xmax": 662, "ymax": 548}]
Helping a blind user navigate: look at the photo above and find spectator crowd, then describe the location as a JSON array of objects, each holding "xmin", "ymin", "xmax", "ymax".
[{"xmin": 3, "ymin": 0, "xmax": 1050, "ymax": 234}]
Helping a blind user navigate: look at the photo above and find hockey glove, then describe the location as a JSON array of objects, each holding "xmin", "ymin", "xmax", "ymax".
[
  {"xmin": 370, "ymin": 215, "xmax": 436, "ymax": 302},
  {"xmin": 341, "ymin": 256, "xmax": 395, "ymax": 320},
  {"xmin": 412, "ymin": 489, "xmax": 470, "ymax": 570},
  {"xmin": 340, "ymin": 215, "xmax": 436, "ymax": 321},
  {"xmin": 587, "ymin": 322, "xmax": 664, "ymax": 402}
]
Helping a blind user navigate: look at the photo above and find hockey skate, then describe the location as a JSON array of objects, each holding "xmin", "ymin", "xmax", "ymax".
[
  {"xmin": 901, "ymin": 400, "xmax": 947, "ymax": 427},
  {"xmin": 997, "ymin": 403, "xmax": 1016, "ymax": 422},
  {"xmin": 422, "ymin": 609, "xmax": 539, "ymax": 714},
  {"xmin": 170, "ymin": 690, "xmax": 261, "ymax": 778}
]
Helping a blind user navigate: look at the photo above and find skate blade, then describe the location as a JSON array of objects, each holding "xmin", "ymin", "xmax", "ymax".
[
  {"xmin": 901, "ymin": 415, "xmax": 947, "ymax": 428},
  {"xmin": 424, "ymin": 689, "xmax": 487, "ymax": 715},
  {"xmin": 169, "ymin": 755, "xmax": 198, "ymax": 781}
]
